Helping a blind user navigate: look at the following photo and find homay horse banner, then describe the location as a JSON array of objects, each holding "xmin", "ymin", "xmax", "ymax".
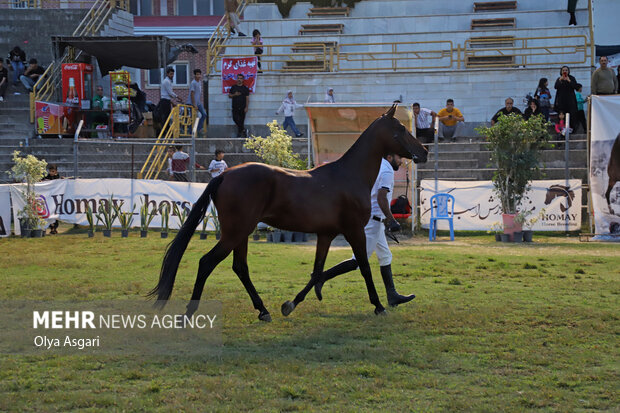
[
  {"xmin": 5, "ymin": 179, "xmax": 214, "ymax": 236},
  {"xmin": 590, "ymin": 95, "xmax": 620, "ymax": 238},
  {"xmin": 420, "ymin": 179, "xmax": 582, "ymax": 231}
]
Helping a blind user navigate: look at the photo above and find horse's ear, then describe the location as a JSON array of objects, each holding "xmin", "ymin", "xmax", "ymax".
[{"xmin": 385, "ymin": 103, "xmax": 397, "ymax": 119}]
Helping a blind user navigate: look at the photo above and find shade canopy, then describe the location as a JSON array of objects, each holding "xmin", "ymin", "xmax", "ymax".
[{"xmin": 52, "ymin": 35, "xmax": 171, "ymax": 75}]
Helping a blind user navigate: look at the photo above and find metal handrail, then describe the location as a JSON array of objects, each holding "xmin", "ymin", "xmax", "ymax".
[
  {"xmin": 208, "ymin": 43, "xmax": 329, "ymax": 73},
  {"xmin": 205, "ymin": 0, "xmax": 255, "ymax": 74},
  {"xmin": 138, "ymin": 104, "xmax": 196, "ymax": 180},
  {"xmin": 209, "ymin": 36, "xmax": 588, "ymax": 73}
]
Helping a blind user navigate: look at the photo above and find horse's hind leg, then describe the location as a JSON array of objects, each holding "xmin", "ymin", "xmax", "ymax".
[
  {"xmin": 605, "ymin": 179, "xmax": 617, "ymax": 214},
  {"xmin": 345, "ymin": 229, "xmax": 386, "ymax": 315},
  {"xmin": 185, "ymin": 241, "xmax": 233, "ymax": 317},
  {"xmin": 281, "ymin": 234, "xmax": 335, "ymax": 316},
  {"xmin": 232, "ymin": 239, "xmax": 271, "ymax": 322}
]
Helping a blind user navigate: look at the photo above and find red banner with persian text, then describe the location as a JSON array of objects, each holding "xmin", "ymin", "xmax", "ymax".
[{"xmin": 221, "ymin": 57, "xmax": 258, "ymax": 94}]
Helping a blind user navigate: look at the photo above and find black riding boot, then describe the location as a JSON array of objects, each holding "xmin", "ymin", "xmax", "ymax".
[
  {"xmin": 380, "ymin": 264, "xmax": 415, "ymax": 307},
  {"xmin": 314, "ymin": 259, "xmax": 358, "ymax": 301}
]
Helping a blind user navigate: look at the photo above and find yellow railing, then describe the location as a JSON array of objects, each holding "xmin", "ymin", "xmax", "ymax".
[
  {"xmin": 29, "ymin": 0, "xmax": 129, "ymax": 122},
  {"xmin": 205, "ymin": 0, "xmax": 255, "ymax": 74},
  {"xmin": 208, "ymin": 35, "xmax": 590, "ymax": 73},
  {"xmin": 138, "ymin": 104, "xmax": 196, "ymax": 180},
  {"xmin": 208, "ymin": 43, "xmax": 330, "ymax": 73}
]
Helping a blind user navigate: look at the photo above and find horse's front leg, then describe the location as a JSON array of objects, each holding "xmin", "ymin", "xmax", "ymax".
[
  {"xmin": 344, "ymin": 228, "xmax": 386, "ymax": 315},
  {"xmin": 281, "ymin": 233, "xmax": 335, "ymax": 316}
]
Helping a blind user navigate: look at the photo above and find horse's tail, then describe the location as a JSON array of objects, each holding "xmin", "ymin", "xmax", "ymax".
[{"xmin": 148, "ymin": 176, "xmax": 223, "ymax": 307}]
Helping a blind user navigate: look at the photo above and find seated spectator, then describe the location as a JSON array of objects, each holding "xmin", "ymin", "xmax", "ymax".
[
  {"xmin": 42, "ymin": 164, "xmax": 62, "ymax": 234},
  {"xmin": 555, "ymin": 112, "xmax": 572, "ymax": 138},
  {"xmin": 437, "ymin": 98, "xmax": 464, "ymax": 141},
  {"xmin": 208, "ymin": 149, "xmax": 228, "ymax": 178},
  {"xmin": 0, "ymin": 60, "xmax": 7, "ymax": 102},
  {"xmin": 7, "ymin": 45, "xmax": 26, "ymax": 86},
  {"xmin": 491, "ymin": 98, "xmax": 522, "ymax": 125},
  {"xmin": 20, "ymin": 58, "xmax": 44, "ymax": 92},
  {"xmin": 412, "ymin": 102, "xmax": 437, "ymax": 144},
  {"xmin": 90, "ymin": 85, "xmax": 109, "ymax": 128},
  {"xmin": 523, "ymin": 99, "xmax": 542, "ymax": 120}
]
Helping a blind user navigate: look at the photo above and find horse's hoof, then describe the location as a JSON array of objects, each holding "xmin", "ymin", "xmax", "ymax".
[
  {"xmin": 374, "ymin": 307, "xmax": 387, "ymax": 316},
  {"xmin": 314, "ymin": 281, "xmax": 323, "ymax": 301},
  {"xmin": 258, "ymin": 311, "xmax": 272, "ymax": 322},
  {"xmin": 281, "ymin": 301, "xmax": 296, "ymax": 317}
]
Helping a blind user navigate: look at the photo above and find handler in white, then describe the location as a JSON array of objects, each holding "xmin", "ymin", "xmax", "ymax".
[{"xmin": 314, "ymin": 153, "xmax": 415, "ymax": 307}]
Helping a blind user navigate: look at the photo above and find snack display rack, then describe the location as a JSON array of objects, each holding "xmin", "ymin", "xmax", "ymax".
[{"xmin": 109, "ymin": 70, "xmax": 135, "ymax": 137}]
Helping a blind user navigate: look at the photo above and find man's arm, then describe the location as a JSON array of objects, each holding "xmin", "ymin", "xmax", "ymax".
[
  {"xmin": 244, "ymin": 94, "xmax": 249, "ymax": 113},
  {"xmin": 377, "ymin": 188, "xmax": 395, "ymax": 223},
  {"xmin": 190, "ymin": 90, "xmax": 196, "ymax": 107}
]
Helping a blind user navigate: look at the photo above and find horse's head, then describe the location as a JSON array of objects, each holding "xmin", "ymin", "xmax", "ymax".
[{"xmin": 379, "ymin": 104, "xmax": 428, "ymax": 163}]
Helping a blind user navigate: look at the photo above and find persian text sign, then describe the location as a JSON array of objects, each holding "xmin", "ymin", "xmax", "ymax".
[
  {"xmin": 221, "ymin": 56, "xmax": 258, "ymax": 94},
  {"xmin": 420, "ymin": 179, "xmax": 582, "ymax": 231}
]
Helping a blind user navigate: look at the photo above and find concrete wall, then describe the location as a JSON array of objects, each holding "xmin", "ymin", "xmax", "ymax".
[{"xmin": 206, "ymin": 66, "xmax": 592, "ymax": 130}]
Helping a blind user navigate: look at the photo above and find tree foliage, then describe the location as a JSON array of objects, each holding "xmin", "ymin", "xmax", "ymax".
[
  {"xmin": 244, "ymin": 120, "xmax": 305, "ymax": 169},
  {"xmin": 8, "ymin": 151, "xmax": 48, "ymax": 228},
  {"xmin": 476, "ymin": 114, "xmax": 551, "ymax": 214}
]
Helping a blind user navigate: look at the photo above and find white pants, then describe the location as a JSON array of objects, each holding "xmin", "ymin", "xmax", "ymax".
[{"xmin": 352, "ymin": 218, "xmax": 392, "ymax": 266}]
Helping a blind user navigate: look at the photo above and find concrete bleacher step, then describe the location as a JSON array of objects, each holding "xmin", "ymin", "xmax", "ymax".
[
  {"xmin": 299, "ymin": 24, "xmax": 344, "ymax": 35},
  {"xmin": 466, "ymin": 55, "xmax": 515, "ymax": 67},
  {"xmin": 474, "ymin": 1, "xmax": 518, "ymax": 12},
  {"xmin": 468, "ymin": 35, "xmax": 515, "ymax": 48},
  {"xmin": 291, "ymin": 41, "xmax": 338, "ymax": 53},
  {"xmin": 283, "ymin": 60, "xmax": 328, "ymax": 71},
  {"xmin": 307, "ymin": 7, "xmax": 350, "ymax": 18},
  {"xmin": 471, "ymin": 17, "xmax": 516, "ymax": 29}
]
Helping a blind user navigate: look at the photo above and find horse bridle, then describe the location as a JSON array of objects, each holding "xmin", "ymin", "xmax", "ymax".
[{"xmin": 392, "ymin": 130, "xmax": 422, "ymax": 162}]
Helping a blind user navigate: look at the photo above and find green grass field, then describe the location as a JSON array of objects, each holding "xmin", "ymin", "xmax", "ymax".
[{"xmin": 1, "ymin": 228, "xmax": 619, "ymax": 412}]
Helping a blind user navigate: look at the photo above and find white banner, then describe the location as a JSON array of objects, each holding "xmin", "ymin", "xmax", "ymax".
[
  {"xmin": 590, "ymin": 95, "xmax": 620, "ymax": 238},
  {"xmin": 6, "ymin": 179, "xmax": 215, "ymax": 235},
  {"xmin": 420, "ymin": 180, "xmax": 582, "ymax": 231},
  {"xmin": 0, "ymin": 185, "xmax": 11, "ymax": 237}
]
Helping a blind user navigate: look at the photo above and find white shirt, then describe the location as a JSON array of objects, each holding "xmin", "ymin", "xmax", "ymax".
[
  {"xmin": 415, "ymin": 108, "xmax": 433, "ymax": 129},
  {"xmin": 161, "ymin": 77, "xmax": 177, "ymax": 100},
  {"xmin": 209, "ymin": 159, "xmax": 228, "ymax": 177},
  {"xmin": 276, "ymin": 99, "xmax": 303, "ymax": 117},
  {"xmin": 370, "ymin": 158, "xmax": 394, "ymax": 219}
]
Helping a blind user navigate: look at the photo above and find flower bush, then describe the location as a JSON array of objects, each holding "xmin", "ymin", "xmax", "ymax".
[
  {"xmin": 8, "ymin": 151, "xmax": 48, "ymax": 228},
  {"xmin": 244, "ymin": 120, "xmax": 305, "ymax": 170}
]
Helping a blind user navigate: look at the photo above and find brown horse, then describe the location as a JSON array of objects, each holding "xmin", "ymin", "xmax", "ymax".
[
  {"xmin": 605, "ymin": 133, "xmax": 620, "ymax": 215},
  {"xmin": 149, "ymin": 104, "xmax": 428, "ymax": 321}
]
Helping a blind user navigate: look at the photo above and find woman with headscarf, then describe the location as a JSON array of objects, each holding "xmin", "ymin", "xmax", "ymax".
[
  {"xmin": 275, "ymin": 90, "xmax": 304, "ymax": 137},
  {"xmin": 324, "ymin": 87, "xmax": 335, "ymax": 103},
  {"xmin": 523, "ymin": 98, "xmax": 542, "ymax": 121},
  {"xmin": 554, "ymin": 65, "xmax": 578, "ymax": 123}
]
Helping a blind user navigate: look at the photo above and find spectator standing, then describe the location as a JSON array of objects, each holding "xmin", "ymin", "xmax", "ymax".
[
  {"xmin": 7, "ymin": 46, "xmax": 25, "ymax": 86},
  {"xmin": 553, "ymin": 66, "xmax": 578, "ymax": 123},
  {"xmin": 170, "ymin": 145, "xmax": 205, "ymax": 182},
  {"xmin": 276, "ymin": 90, "xmax": 304, "ymax": 137},
  {"xmin": 534, "ymin": 77, "xmax": 552, "ymax": 121},
  {"xmin": 187, "ymin": 69, "xmax": 207, "ymax": 136},
  {"xmin": 252, "ymin": 30, "xmax": 263, "ymax": 73},
  {"xmin": 228, "ymin": 73, "xmax": 250, "ymax": 137},
  {"xmin": 324, "ymin": 87, "xmax": 335, "ymax": 103},
  {"xmin": 208, "ymin": 149, "xmax": 228, "ymax": 178},
  {"xmin": 412, "ymin": 102, "xmax": 437, "ymax": 143},
  {"xmin": 437, "ymin": 98, "xmax": 464, "ymax": 141},
  {"xmin": 591, "ymin": 56, "xmax": 618, "ymax": 96},
  {"xmin": 42, "ymin": 164, "xmax": 61, "ymax": 234},
  {"xmin": 491, "ymin": 97, "xmax": 522, "ymax": 125},
  {"xmin": 159, "ymin": 67, "xmax": 181, "ymax": 124},
  {"xmin": 523, "ymin": 99, "xmax": 542, "ymax": 121},
  {"xmin": 166, "ymin": 146, "xmax": 175, "ymax": 179},
  {"xmin": 567, "ymin": 0, "xmax": 578, "ymax": 25},
  {"xmin": 225, "ymin": 0, "xmax": 246, "ymax": 36},
  {"xmin": 90, "ymin": 85, "xmax": 109, "ymax": 127},
  {"xmin": 0, "ymin": 60, "xmax": 7, "ymax": 102},
  {"xmin": 574, "ymin": 84, "xmax": 587, "ymax": 133},
  {"xmin": 20, "ymin": 58, "xmax": 44, "ymax": 92}
]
